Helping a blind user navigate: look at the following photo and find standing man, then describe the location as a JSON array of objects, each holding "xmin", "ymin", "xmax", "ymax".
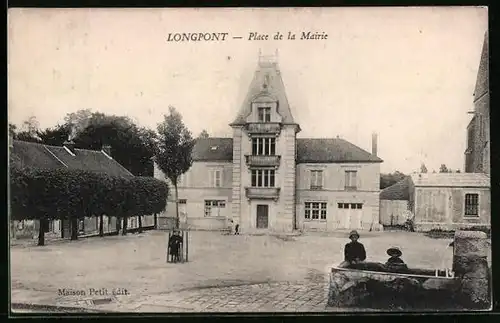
[
  {"xmin": 339, "ymin": 230, "xmax": 366, "ymax": 268},
  {"xmin": 168, "ymin": 230, "xmax": 183, "ymax": 263}
]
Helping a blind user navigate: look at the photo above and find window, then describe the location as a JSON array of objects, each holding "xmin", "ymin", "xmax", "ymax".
[
  {"xmin": 465, "ymin": 193, "xmax": 479, "ymax": 217},
  {"xmin": 310, "ymin": 170, "xmax": 323, "ymax": 190},
  {"xmin": 305, "ymin": 202, "xmax": 327, "ymax": 220},
  {"xmin": 210, "ymin": 169, "xmax": 222, "ymax": 188},
  {"xmin": 478, "ymin": 115, "xmax": 484, "ymax": 138},
  {"xmin": 178, "ymin": 199, "xmax": 187, "ymax": 204},
  {"xmin": 345, "ymin": 171, "xmax": 357, "ymax": 190},
  {"xmin": 251, "ymin": 169, "xmax": 275, "ymax": 187},
  {"xmin": 252, "ymin": 137, "xmax": 276, "ymax": 156},
  {"xmin": 204, "ymin": 200, "xmax": 226, "ymax": 217},
  {"xmin": 338, "ymin": 203, "xmax": 363, "ymax": 209},
  {"xmin": 258, "ymin": 107, "xmax": 271, "ymax": 122}
]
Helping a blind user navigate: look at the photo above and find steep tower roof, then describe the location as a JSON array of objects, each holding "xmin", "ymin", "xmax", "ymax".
[
  {"xmin": 473, "ymin": 31, "xmax": 489, "ymax": 100},
  {"xmin": 231, "ymin": 53, "xmax": 298, "ymax": 126}
]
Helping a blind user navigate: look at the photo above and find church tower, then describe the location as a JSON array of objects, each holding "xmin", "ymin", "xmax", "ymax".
[{"xmin": 229, "ymin": 51, "xmax": 301, "ymax": 233}]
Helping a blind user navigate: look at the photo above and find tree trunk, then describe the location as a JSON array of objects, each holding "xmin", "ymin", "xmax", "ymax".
[
  {"xmin": 38, "ymin": 219, "xmax": 45, "ymax": 246},
  {"xmin": 122, "ymin": 216, "xmax": 128, "ymax": 235},
  {"xmin": 61, "ymin": 219, "xmax": 65, "ymax": 239},
  {"xmin": 138, "ymin": 215, "xmax": 142, "ymax": 233},
  {"xmin": 175, "ymin": 183, "xmax": 179, "ymax": 229},
  {"xmin": 99, "ymin": 214, "xmax": 104, "ymax": 237},
  {"xmin": 115, "ymin": 216, "xmax": 121, "ymax": 234},
  {"xmin": 71, "ymin": 218, "xmax": 78, "ymax": 240},
  {"xmin": 154, "ymin": 213, "xmax": 157, "ymax": 229}
]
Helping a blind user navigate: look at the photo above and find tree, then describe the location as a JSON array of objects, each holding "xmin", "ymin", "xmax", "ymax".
[
  {"xmin": 198, "ymin": 129, "xmax": 209, "ymax": 139},
  {"xmin": 9, "ymin": 123, "xmax": 17, "ymax": 137},
  {"xmin": 439, "ymin": 164, "xmax": 449, "ymax": 173},
  {"xmin": 73, "ymin": 113, "xmax": 157, "ymax": 176},
  {"xmin": 37, "ymin": 124, "xmax": 71, "ymax": 146},
  {"xmin": 155, "ymin": 106, "xmax": 195, "ymax": 229},
  {"xmin": 420, "ymin": 163, "xmax": 428, "ymax": 173},
  {"xmin": 64, "ymin": 109, "xmax": 93, "ymax": 139},
  {"xmin": 11, "ymin": 117, "xmax": 42, "ymax": 143},
  {"xmin": 380, "ymin": 171, "xmax": 407, "ymax": 189}
]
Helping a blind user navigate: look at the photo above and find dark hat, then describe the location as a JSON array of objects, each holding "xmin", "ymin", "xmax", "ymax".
[
  {"xmin": 387, "ymin": 247, "xmax": 402, "ymax": 257},
  {"xmin": 349, "ymin": 230, "xmax": 360, "ymax": 239}
]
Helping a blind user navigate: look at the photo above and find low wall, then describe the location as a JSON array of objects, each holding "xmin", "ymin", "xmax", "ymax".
[
  {"xmin": 414, "ymin": 222, "xmax": 491, "ymax": 232},
  {"xmin": 157, "ymin": 216, "xmax": 227, "ymax": 231}
]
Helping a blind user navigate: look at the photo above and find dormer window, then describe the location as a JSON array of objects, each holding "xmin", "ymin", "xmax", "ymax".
[{"xmin": 258, "ymin": 107, "xmax": 271, "ymax": 122}]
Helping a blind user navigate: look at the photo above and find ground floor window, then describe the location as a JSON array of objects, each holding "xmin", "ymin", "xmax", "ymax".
[
  {"xmin": 305, "ymin": 202, "xmax": 327, "ymax": 220},
  {"xmin": 338, "ymin": 203, "xmax": 363, "ymax": 209},
  {"xmin": 204, "ymin": 200, "xmax": 226, "ymax": 217},
  {"xmin": 465, "ymin": 193, "xmax": 479, "ymax": 217}
]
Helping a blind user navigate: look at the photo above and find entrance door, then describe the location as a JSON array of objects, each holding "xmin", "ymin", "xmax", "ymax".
[
  {"xmin": 349, "ymin": 203, "xmax": 362, "ymax": 230},
  {"xmin": 256, "ymin": 205, "xmax": 269, "ymax": 229}
]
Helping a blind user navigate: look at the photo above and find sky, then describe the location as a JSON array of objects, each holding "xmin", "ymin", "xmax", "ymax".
[{"xmin": 8, "ymin": 7, "xmax": 488, "ymax": 174}]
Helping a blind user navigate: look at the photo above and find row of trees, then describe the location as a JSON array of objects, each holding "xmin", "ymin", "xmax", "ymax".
[
  {"xmin": 10, "ymin": 164, "xmax": 169, "ymax": 246},
  {"xmin": 10, "ymin": 106, "xmax": 201, "ymax": 236},
  {"xmin": 420, "ymin": 163, "xmax": 461, "ymax": 174}
]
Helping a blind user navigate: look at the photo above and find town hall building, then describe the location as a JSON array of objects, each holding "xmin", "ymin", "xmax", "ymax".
[{"xmin": 154, "ymin": 54, "xmax": 383, "ymax": 233}]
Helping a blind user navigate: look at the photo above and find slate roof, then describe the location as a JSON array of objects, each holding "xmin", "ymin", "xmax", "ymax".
[
  {"xmin": 380, "ymin": 177, "xmax": 410, "ymax": 200},
  {"xmin": 10, "ymin": 140, "xmax": 134, "ymax": 178},
  {"xmin": 409, "ymin": 173, "xmax": 490, "ymax": 188},
  {"xmin": 192, "ymin": 138, "xmax": 234, "ymax": 162},
  {"xmin": 296, "ymin": 138, "xmax": 383, "ymax": 163},
  {"xmin": 191, "ymin": 137, "xmax": 382, "ymax": 163},
  {"xmin": 231, "ymin": 60, "xmax": 297, "ymax": 126}
]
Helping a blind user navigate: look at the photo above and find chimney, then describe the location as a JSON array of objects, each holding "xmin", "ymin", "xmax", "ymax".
[
  {"xmin": 371, "ymin": 133, "xmax": 378, "ymax": 157},
  {"xmin": 101, "ymin": 144, "xmax": 112, "ymax": 158},
  {"xmin": 63, "ymin": 140, "xmax": 76, "ymax": 155}
]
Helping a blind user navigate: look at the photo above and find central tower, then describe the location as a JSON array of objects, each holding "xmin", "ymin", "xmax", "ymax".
[{"xmin": 229, "ymin": 52, "xmax": 301, "ymax": 232}]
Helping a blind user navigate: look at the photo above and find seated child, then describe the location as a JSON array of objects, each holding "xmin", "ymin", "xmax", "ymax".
[{"xmin": 385, "ymin": 247, "xmax": 408, "ymax": 272}]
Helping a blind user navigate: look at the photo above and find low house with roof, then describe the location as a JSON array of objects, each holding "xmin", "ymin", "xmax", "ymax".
[
  {"xmin": 9, "ymin": 138, "xmax": 154, "ymax": 239},
  {"xmin": 154, "ymin": 54, "xmax": 383, "ymax": 233},
  {"xmin": 379, "ymin": 173, "xmax": 490, "ymax": 231},
  {"xmin": 379, "ymin": 176, "xmax": 412, "ymax": 226}
]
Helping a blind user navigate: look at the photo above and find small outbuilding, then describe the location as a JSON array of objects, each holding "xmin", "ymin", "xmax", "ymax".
[
  {"xmin": 408, "ymin": 173, "xmax": 490, "ymax": 231},
  {"xmin": 379, "ymin": 173, "xmax": 490, "ymax": 231}
]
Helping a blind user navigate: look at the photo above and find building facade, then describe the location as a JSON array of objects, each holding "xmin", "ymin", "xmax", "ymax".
[
  {"xmin": 408, "ymin": 173, "xmax": 490, "ymax": 231},
  {"xmin": 155, "ymin": 55, "xmax": 383, "ymax": 233},
  {"xmin": 465, "ymin": 31, "xmax": 489, "ymax": 174}
]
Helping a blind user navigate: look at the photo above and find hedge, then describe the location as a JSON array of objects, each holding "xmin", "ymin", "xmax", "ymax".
[{"xmin": 9, "ymin": 164, "xmax": 169, "ymax": 225}]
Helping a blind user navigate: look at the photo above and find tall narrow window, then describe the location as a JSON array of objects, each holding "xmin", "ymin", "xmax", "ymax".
[
  {"xmin": 258, "ymin": 107, "xmax": 271, "ymax": 122},
  {"xmin": 251, "ymin": 169, "xmax": 275, "ymax": 187},
  {"xmin": 310, "ymin": 170, "xmax": 323, "ymax": 190},
  {"xmin": 252, "ymin": 138, "xmax": 276, "ymax": 156},
  {"xmin": 464, "ymin": 193, "xmax": 479, "ymax": 217},
  {"xmin": 345, "ymin": 171, "xmax": 357, "ymax": 190},
  {"xmin": 211, "ymin": 169, "xmax": 222, "ymax": 188}
]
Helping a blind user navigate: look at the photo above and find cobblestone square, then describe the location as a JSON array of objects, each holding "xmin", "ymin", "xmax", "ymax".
[{"xmin": 11, "ymin": 230, "xmax": 456, "ymax": 313}]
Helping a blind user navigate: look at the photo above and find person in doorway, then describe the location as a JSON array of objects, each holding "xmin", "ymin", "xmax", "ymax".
[
  {"xmin": 339, "ymin": 230, "xmax": 366, "ymax": 268},
  {"xmin": 385, "ymin": 247, "xmax": 408, "ymax": 272},
  {"xmin": 234, "ymin": 223, "xmax": 240, "ymax": 235},
  {"xmin": 168, "ymin": 230, "xmax": 183, "ymax": 263}
]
